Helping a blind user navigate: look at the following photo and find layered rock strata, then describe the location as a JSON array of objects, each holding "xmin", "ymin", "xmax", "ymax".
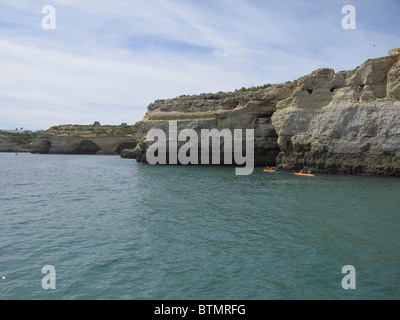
[
  {"xmin": 272, "ymin": 50, "xmax": 400, "ymax": 175},
  {"xmin": 31, "ymin": 133, "xmax": 137, "ymax": 155},
  {"xmin": 125, "ymin": 86, "xmax": 295, "ymax": 166},
  {"xmin": 126, "ymin": 49, "xmax": 400, "ymax": 176},
  {"xmin": 0, "ymin": 131, "xmax": 36, "ymax": 153},
  {"xmin": 0, "ymin": 138, "xmax": 31, "ymax": 152}
]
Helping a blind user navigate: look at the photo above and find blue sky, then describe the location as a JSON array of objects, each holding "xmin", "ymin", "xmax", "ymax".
[{"xmin": 0, "ymin": 0, "xmax": 399, "ymax": 130}]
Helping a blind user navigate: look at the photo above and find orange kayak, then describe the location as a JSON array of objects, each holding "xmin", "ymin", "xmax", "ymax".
[
  {"xmin": 264, "ymin": 169, "xmax": 276, "ymax": 172},
  {"xmin": 294, "ymin": 172, "xmax": 315, "ymax": 177}
]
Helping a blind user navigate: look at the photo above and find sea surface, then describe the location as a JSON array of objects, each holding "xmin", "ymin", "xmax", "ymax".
[{"xmin": 0, "ymin": 153, "xmax": 399, "ymax": 300}]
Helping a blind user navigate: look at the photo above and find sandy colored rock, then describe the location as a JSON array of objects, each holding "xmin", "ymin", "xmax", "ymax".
[
  {"xmin": 31, "ymin": 133, "xmax": 136, "ymax": 155},
  {"xmin": 272, "ymin": 50, "xmax": 400, "ymax": 175},
  {"xmin": 129, "ymin": 49, "xmax": 400, "ymax": 175},
  {"xmin": 131, "ymin": 85, "xmax": 294, "ymax": 166}
]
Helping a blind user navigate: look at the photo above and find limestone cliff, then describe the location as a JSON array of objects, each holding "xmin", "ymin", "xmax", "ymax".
[
  {"xmin": 272, "ymin": 49, "xmax": 400, "ymax": 175},
  {"xmin": 0, "ymin": 131, "xmax": 36, "ymax": 152},
  {"xmin": 126, "ymin": 86, "xmax": 294, "ymax": 166},
  {"xmin": 0, "ymin": 137, "xmax": 31, "ymax": 152},
  {"xmin": 31, "ymin": 124, "xmax": 137, "ymax": 155},
  {"xmin": 127, "ymin": 49, "xmax": 400, "ymax": 176}
]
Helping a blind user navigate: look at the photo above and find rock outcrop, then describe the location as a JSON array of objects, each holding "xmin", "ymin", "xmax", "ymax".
[
  {"xmin": 272, "ymin": 49, "xmax": 400, "ymax": 175},
  {"xmin": 0, "ymin": 138, "xmax": 31, "ymax": 152},
  {"xmin": 0, "ymin": 131, "xmax": 36, "ymax": 152},
  {"xmin": 30, "ymin": 124, "xmax": 137, "ymax": 155},
  {"xmin": 127, "ymin": 49, "xmax": 400, "ymax": 176},
  {"xmin": 127, "ymin": 86, "xmax": 295, "ymax": 166},
  {"xmin": 31, "ymin": 133, "xmax": 137, "ymax": 155}
]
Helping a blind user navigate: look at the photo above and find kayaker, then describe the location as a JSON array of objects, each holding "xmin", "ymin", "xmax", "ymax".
[{"xmin": 300, "ymin": 169, "xmax": 305, "ymax": 174}]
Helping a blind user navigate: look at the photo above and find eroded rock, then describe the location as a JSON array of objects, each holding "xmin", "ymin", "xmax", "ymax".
[{"xmin": 272, "ymin": 49, "xmax": 400, "ymax": 175}]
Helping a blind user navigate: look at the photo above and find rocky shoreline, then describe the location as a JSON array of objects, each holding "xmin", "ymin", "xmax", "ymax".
[
  {"xmin": 2, "ymin": 49, "xmax": 399, "ymax": 176},
  {"xmin": 30, "ymin": 124, "xmax": 137, "ymax": 155},
  {"xmin": 123, "ymin": 49, "xmax": 400, "ymax": 176},
  {"xmin": 0, "ymin": 124, "xmax": 137, "ymax": 156},
  {"xmin": 0, "ymin": 130, "xmax": 36, "ymax": 153},
  {"xmin": 272, "ymin": 50, "xmax": 400, "ymax": 176}
]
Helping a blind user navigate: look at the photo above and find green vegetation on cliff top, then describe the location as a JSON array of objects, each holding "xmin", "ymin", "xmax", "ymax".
[
  {"xmin": 234, "ymin": 83, "xmax": 274, "ymax": 93},
  {"xmin": 46, "ymin": 123, "xmax": 135, "ymax": 136},
  {"xmin": 0, "ymin": 131, "xmax": 38, "ymax": 146},
  {"xmin": 176, "ymin": 84, "xmax": 276, "ymax": 99}
]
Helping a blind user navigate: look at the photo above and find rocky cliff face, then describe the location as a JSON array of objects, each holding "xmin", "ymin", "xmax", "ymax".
[
  {"xmin": 272, "ymin": 49, "xmax": 400, "ymax": 175},
  {"xmin": 0, "ymin": 131, "xmax": 36, "ymax": 153},
  {"xmin": 127, "ymin": 49, "xmax": 400, "ymax": 176},
  {"xmin": 0, "ymin": 137, "xmax": 31, "ymax": 152},
  {"xmin": 31, "ymin": 133, "xmax": 137, "ymax": 155},
  {"xmin": 30, "ymin": 124, "xmax": 137, "ymax": 155},
  {"xmin": 125, "ymin": 85, "xmax": 295, "ymax": 166}
]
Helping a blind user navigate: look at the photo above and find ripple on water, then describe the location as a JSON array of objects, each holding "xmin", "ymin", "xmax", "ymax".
[{"xmin": 0, "ymin": 154, "xmax": 399, "ymax": 299}]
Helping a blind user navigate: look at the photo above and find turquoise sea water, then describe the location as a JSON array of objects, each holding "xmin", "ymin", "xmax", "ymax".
[{"xmin": 0, "ymin": 153, "xmax": 399, "ymax": 300}]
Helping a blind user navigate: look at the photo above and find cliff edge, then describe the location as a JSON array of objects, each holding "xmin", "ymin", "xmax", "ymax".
[
  {"xmin": 0, "ymin": 130, "xmax": 36, "ymax": 153},
  {"xmin": 31, "ymin": 124, "xmax": 137, "ymax": 155},
  {"xmin": 126, "ymin": 49, "xmax": 400, "ymax": 176},
  {"xmin": 272, "ymin": 49, "xmax": 400, "ymax": 175},
  {"xmin": 125, "ymin": 85, "xmax": 295, "ymax": 166}
]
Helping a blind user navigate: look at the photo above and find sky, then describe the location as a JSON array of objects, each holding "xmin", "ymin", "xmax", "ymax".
[{"xmin": 0, "ymin": 0, "xmax": 399, "ymax": 130}]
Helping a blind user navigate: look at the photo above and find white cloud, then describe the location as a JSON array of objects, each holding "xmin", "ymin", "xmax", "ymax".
[{"xmin": 0, "ymin": 0, "xmax": 399, "ymax": 130}]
